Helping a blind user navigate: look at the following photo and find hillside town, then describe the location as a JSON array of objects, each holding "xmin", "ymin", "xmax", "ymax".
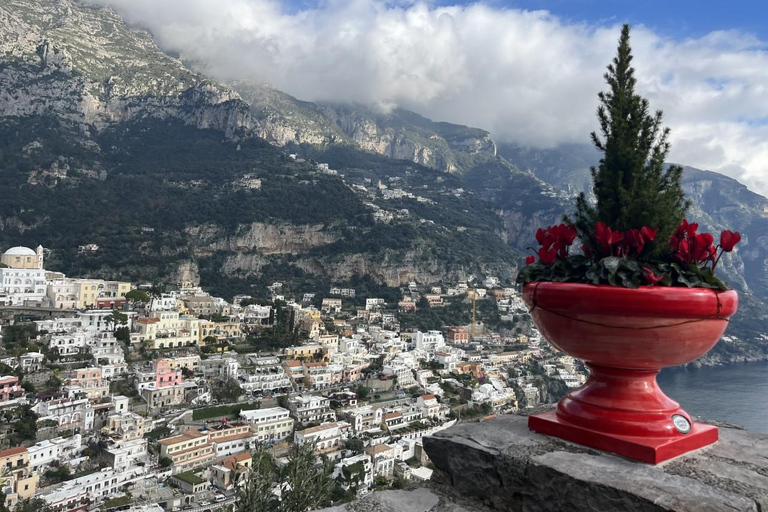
[{"xmin": 0, "ymin": 245, "xmax": 586, "ymax": 512}]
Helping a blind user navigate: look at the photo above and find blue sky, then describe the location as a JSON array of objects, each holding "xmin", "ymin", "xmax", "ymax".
[
  {"xmin": 483, "ymin": 0, "xmax": 768, "ymax": 40},
  {"xmin": 283, "ymin": 0, "xmax": 768, "ymax": 40}
]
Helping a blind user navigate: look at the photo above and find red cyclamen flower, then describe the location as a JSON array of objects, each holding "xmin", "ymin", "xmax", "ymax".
[
  {"xmin": 642, "ymin": 267, "xmax": 663, "ymax": 285},
  {"xmin": 720, "ymin": 230, "xmax": 741, "ymax": 252},
  {"xmin": 538, "ymin": 247, "xmax": 557, "ymax": 265},
  {"xmin": 525, "ymin": 256, "xmax": 536, "ymax": 265}
]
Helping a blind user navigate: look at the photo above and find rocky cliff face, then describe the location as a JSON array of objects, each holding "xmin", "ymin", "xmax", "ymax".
[{"xmin": 0, "ymin": 0, "xmax": 250, "ymax": 135}]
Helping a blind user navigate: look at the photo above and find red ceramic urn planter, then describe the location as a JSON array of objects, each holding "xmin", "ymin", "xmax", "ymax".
[{"xmin": 523, "ymin": 282, "xmax": 738, "ymax": 464}]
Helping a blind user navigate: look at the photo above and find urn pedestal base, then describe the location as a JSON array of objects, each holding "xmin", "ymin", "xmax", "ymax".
[{"xmin": 528, "ymin": 410, "xmax": 718, "ymax": 464}]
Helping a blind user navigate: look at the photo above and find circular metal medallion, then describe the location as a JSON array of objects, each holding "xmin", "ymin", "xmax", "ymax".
[{"xmin": 672, "ymin": 414, "xmax": 691, "ymax": 434}]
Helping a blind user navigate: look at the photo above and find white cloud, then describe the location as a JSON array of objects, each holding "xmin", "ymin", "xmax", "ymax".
[{"xmin": 89, "ymin": 0, "xmax": 768, "ymax": 197}]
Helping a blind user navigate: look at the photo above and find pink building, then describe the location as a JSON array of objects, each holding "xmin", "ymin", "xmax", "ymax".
[
  {"xmin": 343, "ymin": 363, "xmax": 367, "ymax": 383},
  {"xmin": 154, "ymin": 359, "xmax": 182, "ymax": 388},
  {"xmin": 0, "ymin": 376, "xmax": 21, "ymax": 402}
]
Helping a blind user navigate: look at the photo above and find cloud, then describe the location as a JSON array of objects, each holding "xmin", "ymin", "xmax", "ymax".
[{"xmin": 89, "ymin": 0, "xmax": 768, "ymax": 197}]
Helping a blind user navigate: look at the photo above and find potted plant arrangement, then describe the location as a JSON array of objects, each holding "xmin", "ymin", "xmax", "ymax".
[{"xmin": 516, "ymin": 25, "xmax": 741, "ymax": 464}]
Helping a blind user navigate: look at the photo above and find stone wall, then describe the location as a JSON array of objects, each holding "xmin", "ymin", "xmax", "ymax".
[{"xmin": 423, "ymin": 414, "xmax": 768, "ymax": 512}]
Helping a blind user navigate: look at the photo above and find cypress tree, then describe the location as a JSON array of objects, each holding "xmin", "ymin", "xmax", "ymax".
[{"xmin": 573, "ymin": 24, "xmax": 689, "ymax": 256}]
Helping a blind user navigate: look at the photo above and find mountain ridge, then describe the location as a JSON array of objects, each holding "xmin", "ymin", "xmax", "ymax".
[{"xmin": 0, "ymin": 0, "xmax": 765, "ymax": 361}]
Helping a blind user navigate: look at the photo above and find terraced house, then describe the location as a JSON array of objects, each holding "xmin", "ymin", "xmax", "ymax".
[
  {"xmin": 159, "ymin": 430, "xmax": 216, "ymax": 474},
  {"xmin": 0, "ymin": 447, "xmax": 39, "ymax": 509}
]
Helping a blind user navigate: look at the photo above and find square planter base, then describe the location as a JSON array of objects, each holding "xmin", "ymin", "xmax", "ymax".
[{"xmin": 528, "ymin": 410, "xmax": 718, "ymax": 464}]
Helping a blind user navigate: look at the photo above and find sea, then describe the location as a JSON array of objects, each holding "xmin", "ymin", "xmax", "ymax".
[{"xmin": 657, "ymin": 360, "xmax": 768, "ymax": 433}]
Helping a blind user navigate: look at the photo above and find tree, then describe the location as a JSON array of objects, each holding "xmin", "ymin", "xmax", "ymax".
[
  {"xmin": 106, "ymin": 310, "xmax": 128, "ymax": 331},
  {"xmin": 125, "ymin": 289, "xmax": 150, "ymax": 303},
  {"xmin": 158, "ymin": 456, "xmax": 172, "ymax": 468},
  {"xmin": 235, "ymin": 445, "xmax": 276, "ymax": 512},
  {"xmin": 343, "ymin": 437, "xmax": 364, "ymax": 454},
  {"xmin": 114, "ymin": 326, "xmax": 131, "ymax": 343},
  {"xmin": 14, "ymin": 499, "xmax": 53, "ymax": 512},
  {"xmin": 572, "ymin": 24, "xmax": 688, "ymax": 254},
  {"xmin": 277, "ymin": 443, "xmax": 335, "ymax": 512}
]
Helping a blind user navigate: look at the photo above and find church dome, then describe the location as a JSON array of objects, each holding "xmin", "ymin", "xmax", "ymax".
[{"xmin": 3, "ymin": 247, "xmax": 36, "ymax": 256}]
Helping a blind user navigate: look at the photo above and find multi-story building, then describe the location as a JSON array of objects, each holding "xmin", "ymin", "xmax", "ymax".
[
  {"xmin": 211, "ymin": 452, "xmax": 252, "ymax": 490},
  {"xmin": 0, "ymin": 375, "xmax": 22, "ymax": 403},
  {"xmin": 131, "ymin": 311, "xmax": 201, "ymax": 349},
  {"xmin": 287, "ymin": 394, "xmax": 336, "ymax": 425},
  {"xmin": 198, "ymin": 320, "xmax": 242, "ymax": 344},
  {"xmin": 181, "ymin": 295, "xmax": 217, "ymax": 317},
  {"xmin": 382, "ymin": 364, "xmax": 416, "ymax": 388},
  {"xmin": 34, "ymin": 394, "xmax": 94, "ymax": 432},
  {"xmin": 0, "ymin": 247, "xmax": 48, "ymax": 306},
  {"xmin": 238, "ymin": 364, "xmax": 291, "ymax": 395},
  {"xmin": 162, "ymin": 355, "xmax": 202, "ymax": 373},
  {"xmin": 365, "ymin": 444, "xmax": 396, "ymax": 479},
  {"xmin": 294, "ymin": 422, "xmax": 351, "ymax": 459},
  {"xmin": 47, "ymin": 279, "xmax": 131, "ymax": 310},
  {"xmin": 48, "ymin": 332, "xmax": 88, "ymax": 358},
  {"xmin": 284, "ymin": 344, "xmax": 325, "ymax": 361},
  {"xmin": 239, "ymin": 407, "xmax": 295, "ymax": 443},
  {"xmin": 102, "ymin": 411, "xmax": 147, "ymax": 441},
  {"xmin": 78, "ymin": 309, "xmax": 136, "ymax": 333},
  {"xmin": 365, "ymin": 298, "xmax": 385, "ymax": 310},
  {"xmin": 159, "ymin": 430, "xmax": 216, "ymax": 474},
  {"xmin": 66, "ymin": 367, "xmax": 109, "ymax": 400},
  {"xmin": 416, "ymin": 395, "xmax": 441, "ymax": 419},
  {"xmin": 333, "ymin": 453, "xmax": 373, "ymax": 493},
  {"xmin": 413, "ymin": 331, "xmax": 445, "ymax": 352},
  {"xmin": 446, "ymin": 327, "xmax": 470, "ymax": 344},
  {"xmin": 27, "ymin": 435, "xmax": 82, "ymax": 473},
  {"xmin": 206, "ymin": 420, "xmax": 256, "ymax": 458},
  {"xmin": 0, "ymin": 447, "xmax": 39, "ymax": 509},
  {"xmin": 343, "ymin": 406, "xmax": 383, "ymax": 433},
  {"xmin": 40, "ymin": 465, "xmax": 147, "ymax": 510},
  {"xmin": 321, "ymin": 298, "xmax": 342, "ymax": 314},
  {"xmin": 102, "ymin": 438, "xmax": 148, "ymax": 471},
  {"xmin": 140, "ymin": 382, "xmax": 187, "ymax": 411},
  {"xmin": 303, "ymin": 362, "xmax": 343, "ymax": 390}
]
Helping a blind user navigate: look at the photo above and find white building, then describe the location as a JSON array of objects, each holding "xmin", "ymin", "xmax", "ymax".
[
  {"xmin": 0, "ymin": 247, "xmax": 47, "ymax": 306},
  {"xmin": 333, "ymin": 453, "xmax": 373, "ymax": 492},
  {"xmin": 49, "ymin": 331, "xmax": 88, "ymax": 357},
  {"xmin": 412, "ymin": 331, "xmax": 445, "ymax": 352},
  {"xmin": 294, "ymin": 421, "xmax": 351, "ymax": 459},
  {"xmin": 34, "ymin": 395, "xmax": 94, "ymax": 431},
  {"xmin": 288, "ymin": 395, "xmax": 336, "ymax": 424},
  {"xmin": 239, "ymin": 407, "xmax": 295, "ymax": 443},
  {"xmin": 28, "ymin": 434, "xmax": 83, "ymax": 473}
]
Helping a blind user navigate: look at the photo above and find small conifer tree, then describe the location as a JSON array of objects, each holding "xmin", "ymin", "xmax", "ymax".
[{"xmin": 572, "ymin": 24, "xmax": 689, "ymax": 256}]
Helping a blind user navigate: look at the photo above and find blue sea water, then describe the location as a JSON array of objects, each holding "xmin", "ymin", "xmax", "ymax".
[{"xmin": 657, "ymin": 360, "xmax": 768, "ymax": 433}]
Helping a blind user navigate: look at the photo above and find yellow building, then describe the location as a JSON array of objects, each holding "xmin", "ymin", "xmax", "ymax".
[
  {"xmin": 140, "ymin": 384, "xmax": 187, "ymax": 410},
  {"xmin": 162, "ymin": 355, "xmax": 202, "ymax": 372},
  {"xmin": 285, "ymin": 344, "xmax": 326, "ymax": 361},
  {"xmin": 102, "ymin": 411, "xmax": 147, "ymax": 441},
  {"xmin": 0, "ymin": 447, "xmax": 39, "ymax": 509},
  {"xmin": 47, "ymin": 278, "xmax": 131, "ymax": 309},
  {"xmin": 0, "ymin": 246, "xmax": 43, "ymax": 269},
  {"xmin": 132, "ymin": 311, "xmax": 201, "ymax": 349},
  {"xmin": 159, "ymin": 430, "xmax": 216, "ymax": 474},
  {"xmin": 198, "ymin": 321, "xmax": 243, "ymax": 345}
]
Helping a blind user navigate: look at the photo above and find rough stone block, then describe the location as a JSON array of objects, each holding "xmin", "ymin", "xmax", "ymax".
[{"xmin": 423, "ymin": 414, "xmax": 767, "ymax": 511}]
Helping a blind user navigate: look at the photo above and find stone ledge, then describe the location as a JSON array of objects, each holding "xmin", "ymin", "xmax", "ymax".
[
  {"xmin": 423, "ymin": 414, "xmax": 768, "ymax": 512},
  {"xmin": 318, "ymin": 486, "xmax": 496, "ymax": 512}
]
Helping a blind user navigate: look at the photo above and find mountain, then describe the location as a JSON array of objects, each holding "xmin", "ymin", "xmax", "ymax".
[
  {"xmin": 0, "ymin": 0, "xmax": 531, "ymax": 298},
  {"xmin": 0, "ymin": 0, "xmax": 764, "ymax": 361}
]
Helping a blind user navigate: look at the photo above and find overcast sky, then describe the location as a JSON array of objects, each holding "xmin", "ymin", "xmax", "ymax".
[{"xmin": 90, "ymin": 0, "xmax": 768, "ymax": 197}]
